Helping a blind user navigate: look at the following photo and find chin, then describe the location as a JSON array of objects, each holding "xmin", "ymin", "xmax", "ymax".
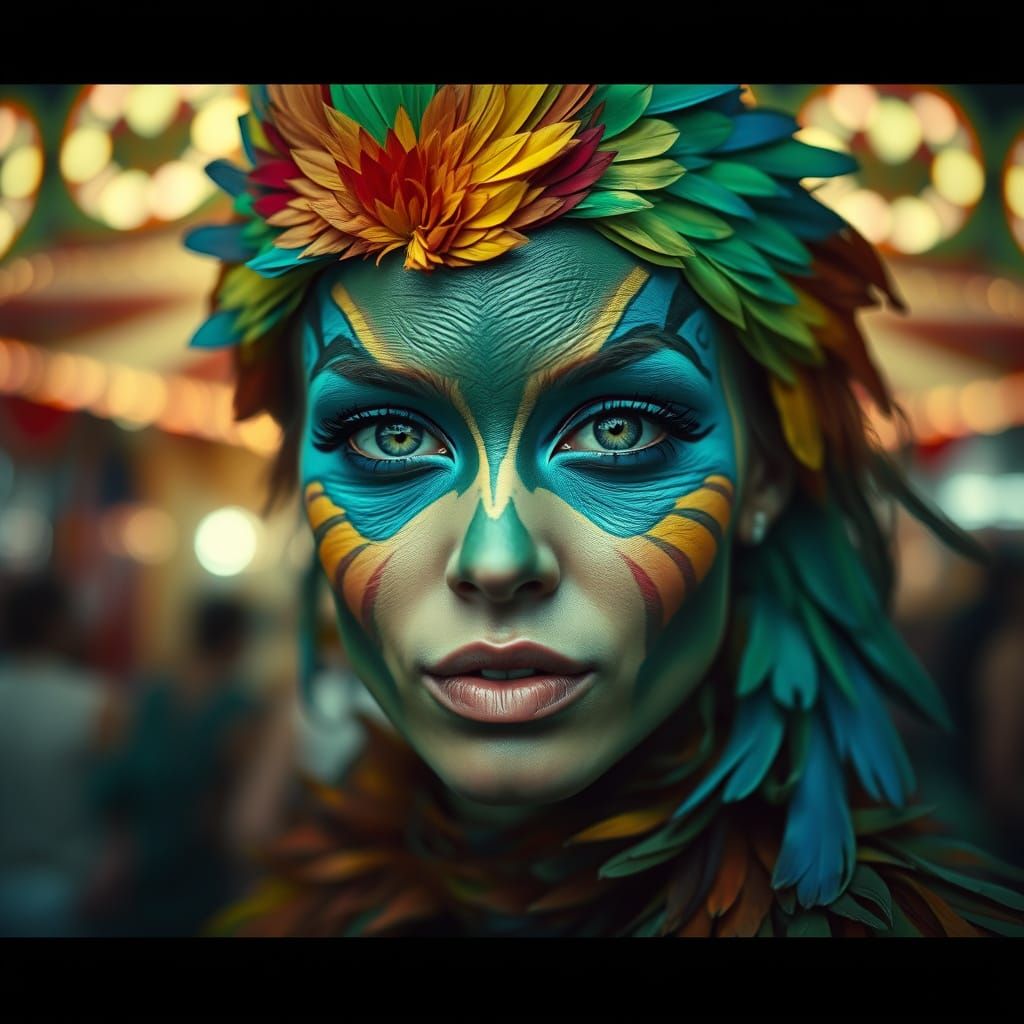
[{"xmin": 430, "ymin": 740, "xmax": 615, "ymax": 808}]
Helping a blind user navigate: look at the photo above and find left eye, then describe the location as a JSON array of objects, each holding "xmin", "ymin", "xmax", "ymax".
[
  {"xmin": 557, "ymin": 411, "xmax": 666, "ymax": 454},
  {"xmin": 350, "ymin": 420, "xmax": 448, "ymax": 460}
]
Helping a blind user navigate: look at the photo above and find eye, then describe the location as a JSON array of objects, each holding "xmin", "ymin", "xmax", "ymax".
[
  {"xmin": 350, "ymin": 419, "xmax": 449, "ymax": 460},
  {"xmin": 557, "ymin": 410, "xmax": 666, "ymax": 454}
]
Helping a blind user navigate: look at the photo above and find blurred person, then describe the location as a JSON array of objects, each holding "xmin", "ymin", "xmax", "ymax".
[
  {"xmin": 0, "ymin": 573, "xmax": 118, "ymax": 937},
  {"xmin": 88, "ymin": 594, "xmax": 278, "ymax": 936}
]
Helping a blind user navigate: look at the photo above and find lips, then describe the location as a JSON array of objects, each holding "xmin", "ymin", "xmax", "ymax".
[{"xmin": 422, "ymin": 641, "xmax": 595, "ymax": 724}]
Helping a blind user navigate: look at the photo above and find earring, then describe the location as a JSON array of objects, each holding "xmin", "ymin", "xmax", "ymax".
[{"xmin": 750, "ymin": 509, "xmax": 768, "ymax": 545}]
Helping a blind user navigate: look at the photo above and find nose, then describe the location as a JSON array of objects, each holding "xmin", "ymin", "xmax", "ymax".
[{"xmin": 446, "ymin": 500, "xmax": 560, "ymax": 604}]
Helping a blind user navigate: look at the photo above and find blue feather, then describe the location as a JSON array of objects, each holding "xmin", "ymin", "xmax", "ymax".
[
  {"xmin": 184, "ymin": 225, "xmax": 253, "ymax": 264},
  {"xmin": 753, "ymin": 188, "xmax": 848, "ymax": 242},
  {"xmin": 821, "ymin": 648, "xmax": 915, "ymax": 807},
  {"xmin": 770, "ymin": 610, "xmax": 819, "ymax": 711},
  {"xmin": 205, "ymin": 159, "xmax": 249, "ymax": 198},
  {"xmin": 773, "ymin": 714, "xmax": 855, "ymax": 907},
  {"xmin": 246, "ymin": 244, "xmax": 313, "ymax": 278},
  {"xmin": 673, "ymin": 689, "xmax": 785, "ymax": 817},
  {"xmin": 716, "ymin": 111, "xmax": 799, "ymax": 153},
  {"xmin": 189, "ymin": 311, "xmax": 239, "ymax": 349}
]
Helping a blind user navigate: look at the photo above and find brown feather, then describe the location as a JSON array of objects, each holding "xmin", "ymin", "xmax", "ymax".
[{"xmin": 706, "ymin": 830, "xmax": 749, "ymax": 918}]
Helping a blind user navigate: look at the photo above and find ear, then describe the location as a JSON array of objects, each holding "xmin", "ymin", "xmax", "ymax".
[{"xmin": 736, "ymin": 446, "xmax": 794, "ymax": 546}]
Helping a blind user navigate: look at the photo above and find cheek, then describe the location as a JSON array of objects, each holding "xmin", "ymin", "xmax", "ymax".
[
  {"xmin": 614, "ymin": 473, "xmax": 734, "ymax": 645},
  {"xmin": 304, "ymin": 480, "xmax": 394, "ymax": 637}
]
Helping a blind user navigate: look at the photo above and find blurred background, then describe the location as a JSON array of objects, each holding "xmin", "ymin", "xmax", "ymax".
[{"xmin": 0, "ymin": 83, "xmax": 1022, "ymax": 936}]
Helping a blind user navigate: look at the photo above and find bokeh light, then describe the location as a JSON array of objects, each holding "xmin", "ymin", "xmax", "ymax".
[
  {"xmin": 1005, "ymin": 131, "xmax": 1024, "ymax": 255},
  {"xmin": 194, "ymin": 507, "xmax": 261, "ymax": 577},
  {"xmin": 0, "ymin": 101, "xmax": 44, "ymax": 259},
  {"xmin": 799, "ymin": 85, "xmax": 984, "ymax": 255},
  {"xmin": 61, "ymin": 84, "xmax": 247, "ymax": 231}
]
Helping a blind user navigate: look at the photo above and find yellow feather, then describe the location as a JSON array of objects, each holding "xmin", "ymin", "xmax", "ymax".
[
  {"xmin": 770, "ymin": 372, "xmax": 824, "ymax": 470},
  {"xmin": 478, "ymin": 122, "xmax": 577, "ymax": 184}
]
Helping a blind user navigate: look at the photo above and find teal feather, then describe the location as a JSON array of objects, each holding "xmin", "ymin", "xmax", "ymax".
[
  {"xmin": 736, "ymin": 595, "xmax": 775, "ymax": 697},
  {"xmin": 821, "ymin": 644, "xmax": 915, "ymax": 806},
  {"xmin": 715, "ymin": 110, "xmax": 800, "ymax": 153},
  {"xmin": 701, "ymin": 160, "xmax": 788, "ymax": 198},
  {"xmin": 662, "ymin": 170, "xmax": 754, "ymax": 219},
  {"xmin": 742, "ymin": 139, "xmax": 859, "ymax": 180},
  {"xmin": 653, "ymin": 196, "xmax": 734, "ymax": 240},
  {"xmin": 190, "ymin": 311, "xmax": 240, "ymax": 349},
  {"xmin": 646, "ymin": 84, "xmax": 737, "ymax": 114},
  {"xmin": 205, "ymin": 159, "xmax": 248, "ymax": 198},
  {"xmin": 773, "ymin": 714, "xmax": 855, "ymax": 907},
  {"xmin": 666, "ymin": 110, "xmax": 735, "ymax": 155},
  {"xmin": 672, "ymin": 689, "xmax": 785, "ymax": 817},
  {"xmin": 185, "ymin": 225, "xmax": 253, "ymax": 263},
  {"xmin": 732, "ymin": 215, "xmax": 813, "ymax": 272},
  {"xmin": 769, "ymin": 608, "xmax": 819, "ymax": 711},
  {"xmin": 246, "ymin": 244, "xmax": 319, "ymax": 279},
  {"xmin": 846, "ymin": 864, "xmax": 894, "ymax": 928}
]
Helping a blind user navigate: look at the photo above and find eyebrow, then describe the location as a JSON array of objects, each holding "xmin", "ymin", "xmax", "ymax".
[
  {"xmin": 544, "ymin": 324, "xmax": 711, "ymax": 393},
  {"xmin": 321, "ymin": 354, "xmax": 455, "ymax": 402}
]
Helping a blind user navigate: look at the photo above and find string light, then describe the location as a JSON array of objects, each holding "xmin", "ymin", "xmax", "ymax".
[
  {"xmin": 0, "ymin": 101, "xmax": 43, "ymax": 259},
  {"xmin": 799, "ymin": 85, "xmax": 983, "ymax": 256},
  {"xmin": 60, "ymin": 84, "xmax": 246, "ymax": 231}
]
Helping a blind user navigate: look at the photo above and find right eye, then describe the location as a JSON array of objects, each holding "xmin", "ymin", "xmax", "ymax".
[{"xmin": 350, "ymin": 419, "xmax": 449, "ymax": 461}]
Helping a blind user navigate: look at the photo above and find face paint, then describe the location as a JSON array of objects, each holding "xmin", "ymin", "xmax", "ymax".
[{"xmin": 300, "ymin": 221, "xmax": 741, "ymax": 806}]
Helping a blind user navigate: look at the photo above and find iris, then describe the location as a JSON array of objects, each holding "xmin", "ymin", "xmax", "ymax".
[
  {"xmin": 593, "ymin": 413, "xmax": 642, "ymax": 451},
  {"xmin": 376, "ymin": 422, "xmax": 423, "ymax": 457}
]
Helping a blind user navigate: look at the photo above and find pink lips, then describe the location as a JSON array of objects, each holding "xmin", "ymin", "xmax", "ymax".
[{"xmin": 422, "ymin": 641, "xmax": 595, "ymax": 724}]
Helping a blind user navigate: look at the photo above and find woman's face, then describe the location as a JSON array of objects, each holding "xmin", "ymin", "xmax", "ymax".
[{"xmin": 299, "ymin": 222, "xmax": 746, "ymax": 806}]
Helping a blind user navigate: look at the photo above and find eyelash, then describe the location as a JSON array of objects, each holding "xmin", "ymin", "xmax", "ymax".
[{"xmin": 312, "ymin": 398, "xmax": 710, "ymax": 464}]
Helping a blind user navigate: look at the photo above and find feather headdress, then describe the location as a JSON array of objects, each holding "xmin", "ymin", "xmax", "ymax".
[{"xmin": 190, "ymin": 86, "xmax": 1023, "ymax": 934}]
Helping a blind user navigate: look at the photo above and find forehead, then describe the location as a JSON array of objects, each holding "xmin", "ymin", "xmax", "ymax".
[{"xmin": 303, "ymin": 222, "xmax": 661, "ymax": 380}]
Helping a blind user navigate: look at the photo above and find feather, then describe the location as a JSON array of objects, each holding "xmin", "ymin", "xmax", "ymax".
[
  {"xmin": 715, "ymin": 111, "xmax": 800, "ymax": 153},
  {"xmin": 770, "ymin": 371, "xmax": 825, "ymax": 471},
  {"xmin": 821, "ymin": 646, "xmax": 915, "ymax": 806},
  {"xmin": 682, "ymin": 253, "xmax": 745, "ymax": 328},
  {"xmin": 827, "ymin": 891, "xmax": 889, "ymax": 930},
  {"xmin": 654, "ymin": 195, "xmax": 733, "ymax": 239},
  {"xmin": 587, "ymin": 84, "xmax": 653, "ymax": 139},
  {"xmin": 597, "ymin": 158, "xmax": 685, "ymax": 191},
  {"xmin": 646, "ymin": 84, "xmax": 737, "ymax": 114},
  {"xmin": 185, "ymin": 224, "xmax": 254, "ymax": 263},
  {"xmin": 570, "ymin": 190, "xmax": 653, "ymax": 218},
  {"xmin": 596, "ymin": 210, "xmax": 694, "ymax": 259},
  {"xmin": 733, "ymin": 214, "xmax": 813, "ymax": 272},
  {"xmin": 786, "ymin": 910, "xmax": 831, "ymax": 936},
  {"xmin": 706, "ymin": 830, "xmax": 749, "ymax": 917},
  {"xmin": 717, "ymin": 860, "xmax": 774, "ymax": 937},
  {"xmin": 673, "ymin": 689, "xmax": 785, "ymax": 817},
  {"xmin": 667, "ymin": 110, "xmax": 735, "ymax": 154},
  {"xmin": 754, "ymin": 186, "xmax": 848, "ymax": 241},
  {"xmin": 190, "ymin": 310, "xmax": 240, "ymax": 349},
  {"xmin": 847, "ymin": 863, "xmax": 894, "ymax": 928},
  {"xmin": 769, "ymin": 607, "xmax": 819, "ymax": 711},
  {"xmin": 743, "ymin": 140, "xmax": 858, "ymax": 180},
  {"xmin": 567, "ymin": 804, "xmax": 675, "ymax": 844},
  {"xmin": 665, "ymin": 169, "xmax": 755, "ymax": 219},
  {"xmin": 599, "ymin": 117, "xmax": 679, "ymax": 161},
  {"xmin": 736, "ymin": 595, "xmax": 775, "ymax": 697},
  {"xmin": 773, "ymin": 714, "xmax": 855, "ymax": 907},
  {"xmin": 702, "ymin": 159, "xmax": 787, "ymax": 197}
]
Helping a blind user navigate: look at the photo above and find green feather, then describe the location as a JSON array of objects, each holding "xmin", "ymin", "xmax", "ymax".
[
  {"xmin": 702, "ymin": 160, "xmax": 788, "ymax": 198},
  {"xmin": 736, "ymin": 318, "xmax": 797, "ymax": 383},
  {"xmin": 787, "ymin": 910, "xmax": 831, "ymax": 937},
  {"xmin": 682, "ymin": 253, "xmax": 745, "ymax": 328},
  {"xmin": 599, "ymin": 118, "xmax": 679, "ymax": 161},
  {"xmin": 794, "ymin": 591, "xmax": 858, "ymax": 703},
  {"xmin": 570, "ymin": 190, "xmax": 653, "ymax": 219},
  {"xmin": 588, "ymin": 84, "xmax": 653, "ymax": 139},
  {"xmin": 329, "ymin": 85, "xmax": 394, "ymax": 147},
  {"xmin": 591, "ymin": 223, "xmax": 687, "ymax": 270},
  {"xmin": 846, "ymin": 863, "xmax": 894, "ymax": 927},
  {"xmin": 828, "ymin": 891, "xmax": 890, "ymax": 930},
  {"xmin": 663, "ymin": 169, "xmax": 755, "ymax": 219},
  {"xmin": 597, "ymin": 158, "xmax": 685, "ymax": 191},
  {"xmin": 666, "ymin": 110, "xmax": 735, "ymax": 154},
  {"xmin": 742, "ymin": 139, "xmax": 859, "ymax": 180},
  {"xmin": 733, "ymin": 215, "xmax": 813, "ymax": 272},
  {"xmin": 596, "ymin": 210, "xmax": 694, "ymax": 259},
  {"xmin": 881, "ymin": 903, "xmax": 922, "ymax": 937},
  {"xmin": 736, "ymin": 597, "xmax": 774, "ymax": 697},
  {"xmin": 652, "ymin": 196, "xmax": 733, "ymax": 240},
  {"xmin": 851, "ymin": 804, "xmax": 935, "ymax": 836},
  {"xmin": 598, "ymin": 801, "xmax": 719, "ymax": 879}
]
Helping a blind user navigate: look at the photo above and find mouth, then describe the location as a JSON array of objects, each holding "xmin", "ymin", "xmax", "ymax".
[{"xmin": 422, "ymin": 640, "xmax": 596, "ymax": 724}]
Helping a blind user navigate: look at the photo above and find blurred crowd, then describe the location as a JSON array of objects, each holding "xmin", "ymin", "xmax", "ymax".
[{"xmin": 0, "ymin": 572, "xmax": 378, "ymax": 937}]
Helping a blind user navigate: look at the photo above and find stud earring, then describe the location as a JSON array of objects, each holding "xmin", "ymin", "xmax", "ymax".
[{"xmin": 750, "ymin": 509, "xmax": 768, "ymax": 545}]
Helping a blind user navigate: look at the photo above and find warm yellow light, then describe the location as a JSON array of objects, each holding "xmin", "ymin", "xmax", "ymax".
[
  {"xmin": 60, "ymin": 127, "xmax": 113, "ymax": 184},
  {"xmin": 932, "ymin": 149, "xmax": 984, "ymax": 207},
  {"xmin": 921, "ymin": 186, "xmax": 967, "ymax": 238},
  {"xmin": 834, "ymin": 188, "xmax": 892, "ymax": 245},
  {"xmin": 191, "ymin": 95, "xmax": 247, "ymax": 157},
  {"xmin": 0, "ymin": 208, "xmax": 15, "ymax": 257},
  {"xmin": 0, "ymin": 106, "xmax": 17, "ymax": 153},
  {"xmin": 98, "ymin": 169, "xmax": 150, "ymax": 230},
  {"xmin": 89, "ymin": 85, "xmax": 129, "ymax": 122},
  {"xmin": 1006, "ymin": 165, "xmax": 1024, "ymax": 219},
  {"xmin": 236, "ymin": 415, "xmax": 282, "ymax": 456},
  {"xmin": 124, "ymin": 85, "xmax": 180, "ymax": 138},
  {"xmin": 960, "ymin": 380, "xmax": 1007, "ymax": 435},
  {"xmin": 828, "ymin": 84, "xmax": 877, "ymax": 132},
  {"xmin": 795, "ymin": 125, "xmax": 849, "ymax": 154},
  {"xmin": 986, "ymin": 278, "xmax": 1017, "ymax": 317},
  {"xmin": 911, "ymin": 91, "xmax": 958, "ymax": 147},
  {"xmin": 867, "ymin": 98, "xmax": 922, "ymax": 165},
  {"xmin": 147, "ymin": 160, "xmax": 211, "ymax": 221},
  {"xmin": 889, "ymin": 196, "xmax": 942, "ymax": 254},
  {"xmin": 1, "ymin": 145, "xmax": 43, "ymax": 199}
]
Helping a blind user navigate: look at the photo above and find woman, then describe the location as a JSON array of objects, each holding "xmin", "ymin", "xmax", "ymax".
[{"xmin": 187, "ymin": 85, "xmax": 1024, "ymax": 936}]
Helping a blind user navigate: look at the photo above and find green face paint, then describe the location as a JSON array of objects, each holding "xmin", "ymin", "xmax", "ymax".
[{"xmin": 300, "ymin": 221, "xmax": 743, "ymax": 806}]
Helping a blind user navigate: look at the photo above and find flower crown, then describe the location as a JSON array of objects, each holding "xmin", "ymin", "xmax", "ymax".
[{"xmin": 186, "ymin": 84, "xmax": 903, "ymax": 473}]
